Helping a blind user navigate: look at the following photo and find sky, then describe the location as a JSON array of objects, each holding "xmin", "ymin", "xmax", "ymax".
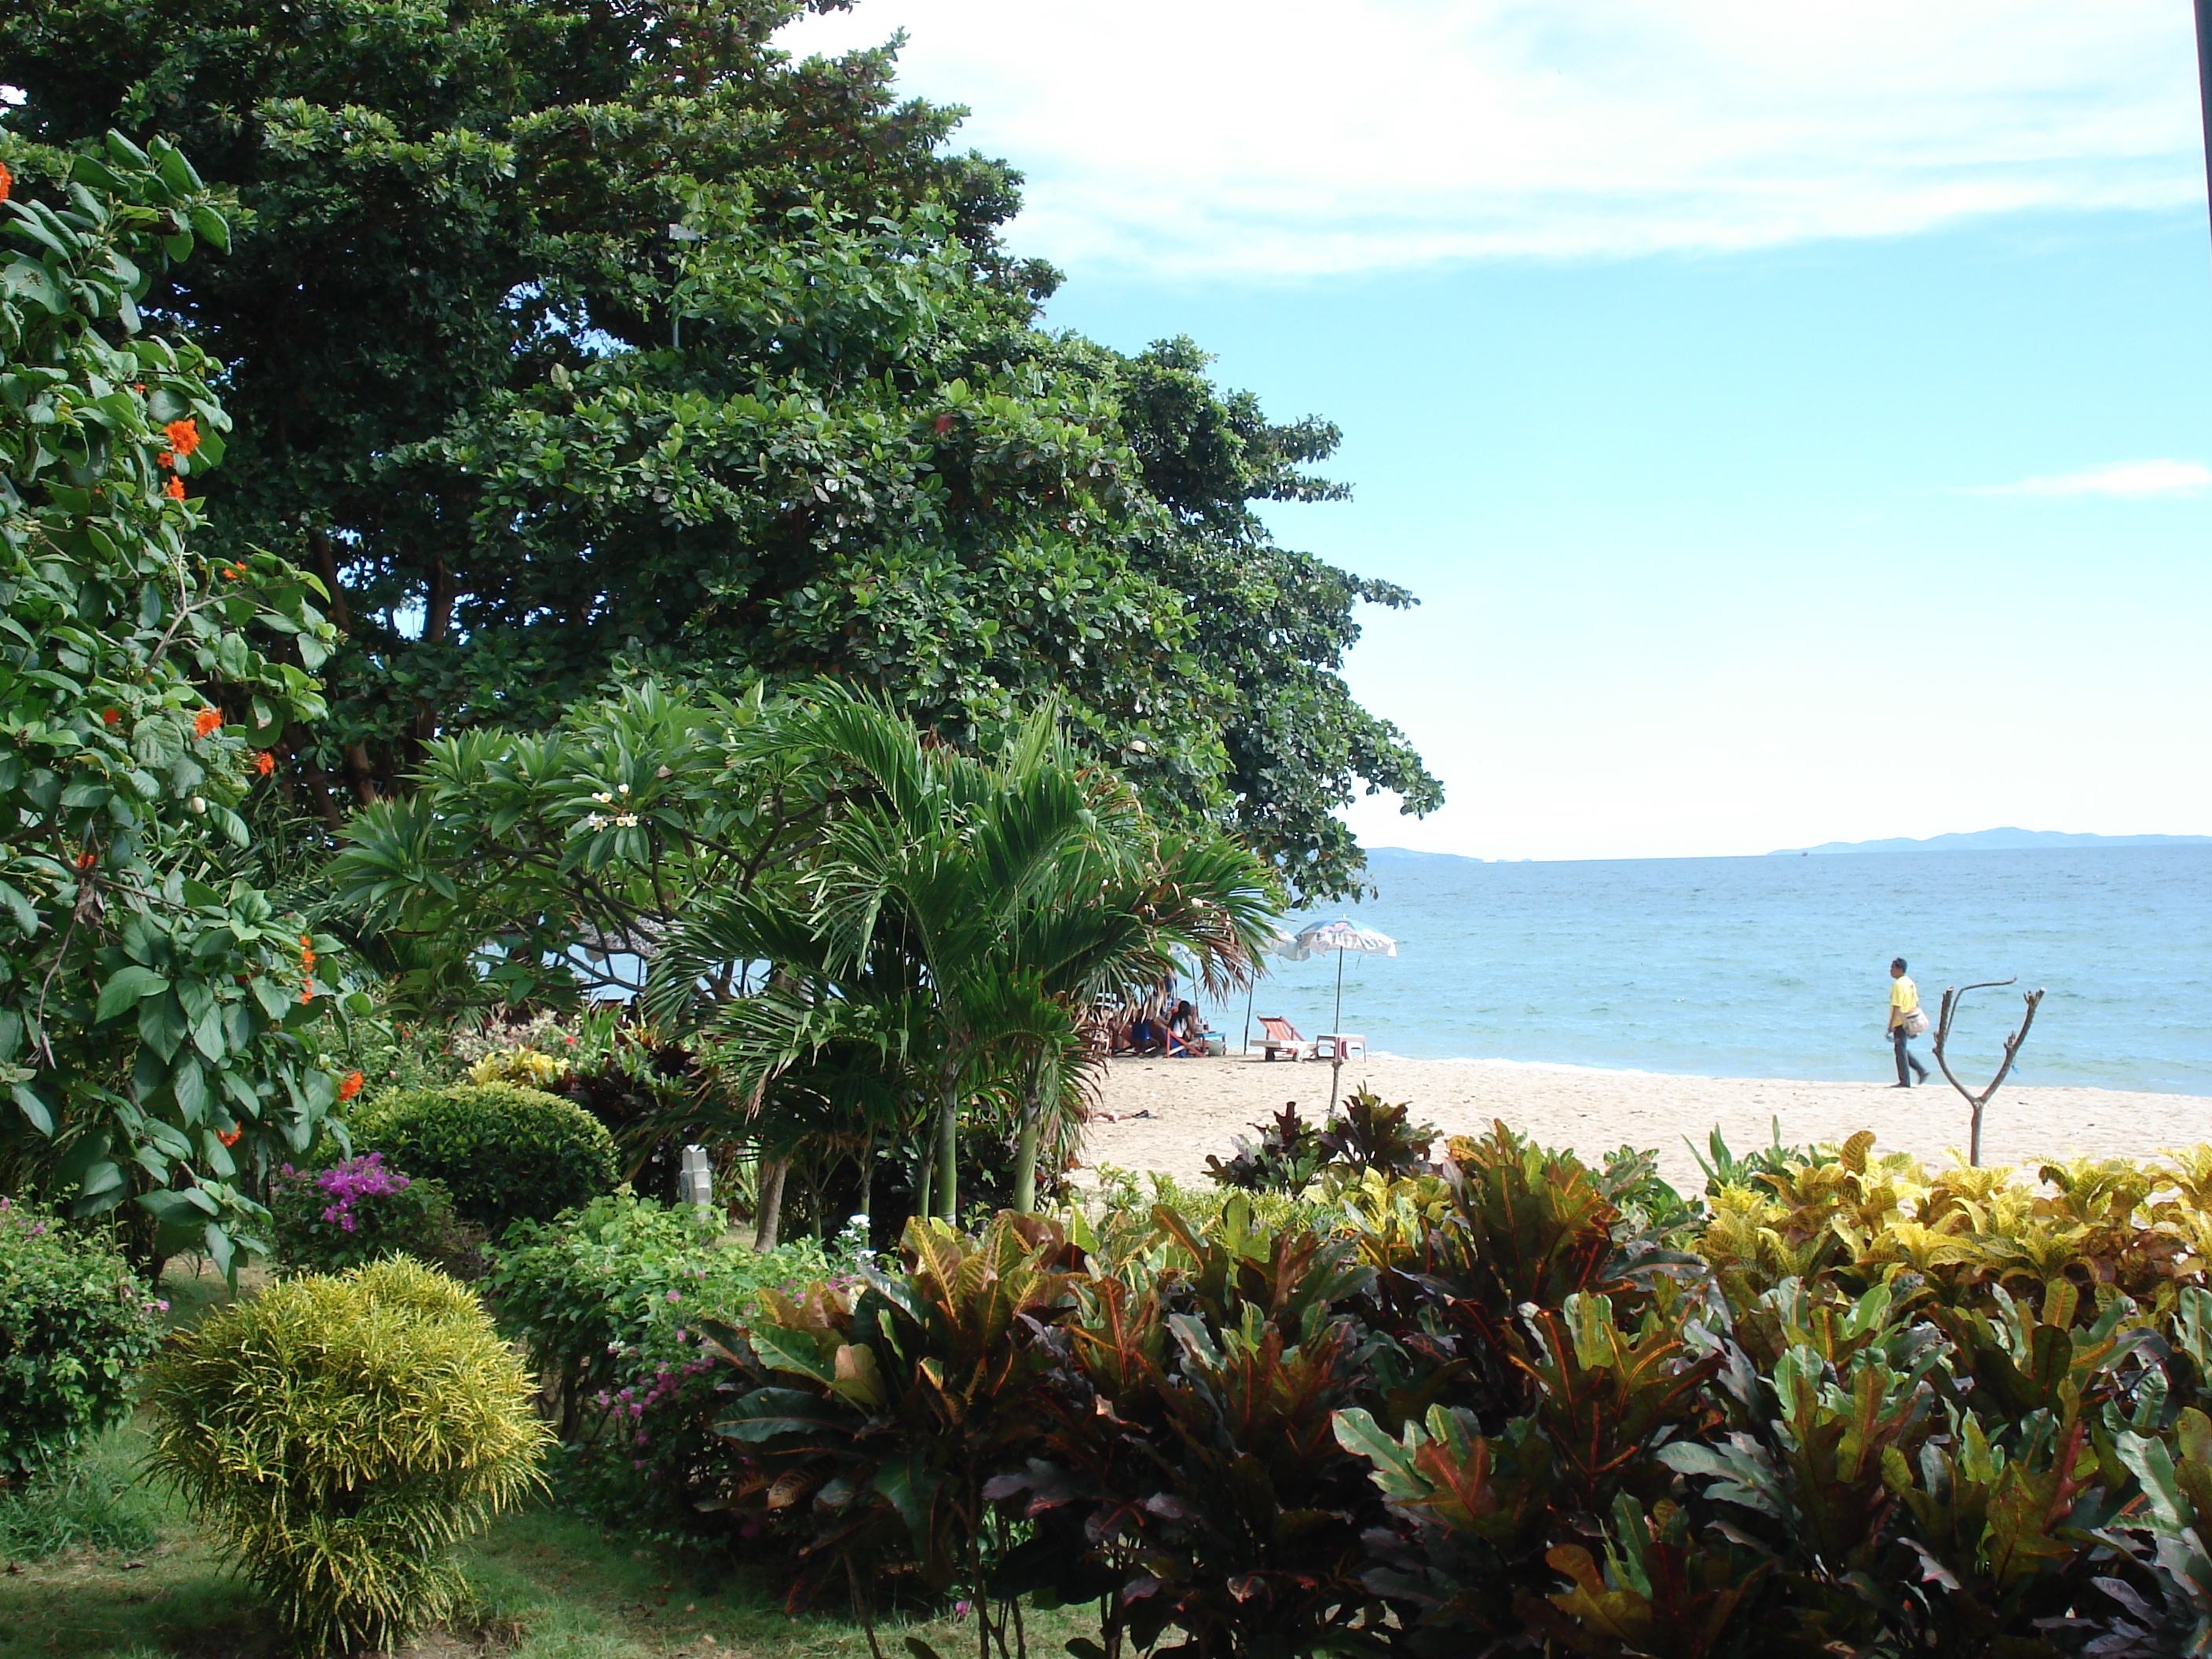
[{"xmin": 777, "ymin": 0, "xmax": 2212, "ymax": 861}]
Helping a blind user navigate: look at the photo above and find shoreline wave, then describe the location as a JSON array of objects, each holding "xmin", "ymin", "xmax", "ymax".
[{"xmin": 1234, "ymin": 1047, "xmax": 2198, "ymax": 1094}]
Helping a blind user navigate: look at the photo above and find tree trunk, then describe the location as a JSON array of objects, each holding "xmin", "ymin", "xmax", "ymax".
[
  {"xmin": 860, "ymin": 1132, "xmax": 877, "ymax": 1250},
  {"xmin": 1014, "ymin": 1050, "xmax": 1047, "ymax": 1213},
  {"xmin": 1013, "ymin": 1098, "xmax": 1039, "ymax": 1214},
  {"xmin": 753, "ymin": 1158, "xmax": 789, "ymax": 1251},
  {"xmin": 932, "ymin": 1042, "xmax": 965, "ymax": 1223},
  {"xmin": 936, "ymin": 1079, "xmax": 959, "ymax": 1222}
]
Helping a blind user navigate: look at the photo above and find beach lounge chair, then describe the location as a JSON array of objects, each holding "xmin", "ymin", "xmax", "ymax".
[
  {"xmin": 1257, "ymin": 1016, "xmax": 1317, "ymax": 1061},
  {"xmin": 1317, "ymin": 1033, "xmax": 1368, "ymax": 1062}
]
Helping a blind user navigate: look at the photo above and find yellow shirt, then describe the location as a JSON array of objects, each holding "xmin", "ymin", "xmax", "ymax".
[{"xmin": 1888, "ymin": 975, "xmax": 1918, "ymax": 1027}]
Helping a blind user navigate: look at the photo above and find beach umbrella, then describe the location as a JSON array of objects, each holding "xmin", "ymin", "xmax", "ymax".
[
  {"xmin": 1240, "ymin": 926, "xmax": 1309, "ymax": 1054},
  {"xmin": 1292, "ymin": 919, "xmax": 1397, "ymax": 1033},
  {"xmin": 1291, "ymin": 919, "xmax": 1396, "ymax": 1109}
]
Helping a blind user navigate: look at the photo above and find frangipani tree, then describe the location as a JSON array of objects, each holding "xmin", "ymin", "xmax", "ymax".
[{"xmin": 328, "ymin": 679, "xmax": 822, "ymax": 1016}]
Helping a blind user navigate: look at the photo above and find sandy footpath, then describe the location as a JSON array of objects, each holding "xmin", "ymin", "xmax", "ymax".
[{"xmin": 1082, "ymin": 1053, "xmax": 2212, "ymax": 1192}]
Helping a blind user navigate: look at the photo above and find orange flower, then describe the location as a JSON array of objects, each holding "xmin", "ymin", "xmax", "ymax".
[
  {"xmin": 223, "ymin": 562, "xmax": 245, "ymax": 580},
  {"xmin": 75, "ymin": 849, "xmax": 97, "ymax": 870},
  {"xmin": 298, "ymin": 933, "xmax": 313, "ymax": 950},
  {"xmin": 299, "ymin": 986, "xmax": 315, "ymax": 1004},
  {"xmin": 217, "ymin": 1126, "xmax": 243, "ymax": 1148},
  {"xmin": 163, "ymin": 476, "xmax": 186, "ymax": 501},
  {"xmin": 101, "ymin": 708, "xmax": 121, "ymax": 725},
  {"xmin": 158, "ymin": 451, "xmax": 174, "ymax": 467},
  {"xmin": 253, "ymin": 751, "xmax": 275, "ymax": 776},
  {"xmin": 338, "ymin": 1070, "xmax": 364, "ymax": 1102},
  {"xmin": 163, "ymin": 418, "xmax": 201, "ymax": 457},
  {"xmin": 0, "ymin": 162, "xmax": 11, "ymax": 203},
  {"xmin": 192, "ymin": 708, "xmax": 222, "ymax": 738}
]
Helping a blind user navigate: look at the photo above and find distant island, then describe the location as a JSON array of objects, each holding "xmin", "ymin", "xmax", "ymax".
[
  {"xmin": 1359, "ymin": 833, "xmax": 2212, "ymax": 867},
  {"xmin": 1771, "ymin": 828, "xmax": 2212, "ymax": 855}
]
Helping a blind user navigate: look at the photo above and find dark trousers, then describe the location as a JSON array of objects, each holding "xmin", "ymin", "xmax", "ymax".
[{"xmin": 1893, "ymin": 1027, "xmax": 1929, "ymax": 1085}]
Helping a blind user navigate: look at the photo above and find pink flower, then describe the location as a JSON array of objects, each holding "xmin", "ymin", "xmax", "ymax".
[
  {"xmin": 313, "ymin": 1152, "xmax": 408, "ymax": 1232},
  {"xmin": 666, "ymin": 1289, "xmax": 681, "ymax": 1302}
]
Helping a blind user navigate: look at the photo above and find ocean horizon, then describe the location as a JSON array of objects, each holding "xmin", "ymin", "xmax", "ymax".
[{"xmin": 1236, "ymin": 844, "xmax": 2212, "ymax": 1096}]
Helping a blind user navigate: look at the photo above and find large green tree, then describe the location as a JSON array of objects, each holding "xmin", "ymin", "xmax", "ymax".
[{"xmin": 1, "ymin": 0, "xmax": 1440, "ymax": 900}]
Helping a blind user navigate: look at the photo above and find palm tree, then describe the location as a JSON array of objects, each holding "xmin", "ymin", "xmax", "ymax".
[
  {"xmin": 993, "ymin": 830, "xmax": 1280, "ymax": 1209},
  {"xmin": 647, "ymin": 687, "xmax": 1277, "ymax": 1220}
]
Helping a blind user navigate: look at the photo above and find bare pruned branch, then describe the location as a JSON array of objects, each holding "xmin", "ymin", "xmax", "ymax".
[{"xmin": 1932, "ymin": 976, "xmax": 2047, "ymax": 1166}]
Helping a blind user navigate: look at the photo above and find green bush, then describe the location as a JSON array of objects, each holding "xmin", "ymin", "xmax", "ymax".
[
  {"xmin": 350, "ymin": 1083, "xmax": 617, "ymax": 1236},
  {"xmin": 488, "ymin": 1188, "xmax": 831, "ymax": 1536},
  {"xmin": 145, "ymin": 1256, "xmax": 550, "ymax": 1654},
  {"xmin": 0, "ymin": 1198, "xmax": 162, "ymax": 1481},
  {"xmin": 267, "ymin": 1153, "xmax": 485, "ymax": 1280}
]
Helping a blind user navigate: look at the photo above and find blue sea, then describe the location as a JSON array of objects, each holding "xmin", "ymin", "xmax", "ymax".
[{"xmin": 1241, "ymin": 846, "xmax": 2212, "ymax": 1095}]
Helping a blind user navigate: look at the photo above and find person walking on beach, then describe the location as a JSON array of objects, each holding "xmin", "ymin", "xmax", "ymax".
[{"xmin": 1888, "ymin": 958, "xmax": 1931, "ymax": 1087}]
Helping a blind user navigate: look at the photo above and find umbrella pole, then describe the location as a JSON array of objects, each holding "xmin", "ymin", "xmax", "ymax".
[
  {"xmin": 1329, "ymin": 948, "xmax": 1346, "ymax": 1114},
  {"xmin": 1242, "ymin": 980, "xmax": 1254, "ymax": 1057}
]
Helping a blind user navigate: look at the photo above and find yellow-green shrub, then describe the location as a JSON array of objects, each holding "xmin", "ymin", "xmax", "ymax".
[
  {"xmin": 467, "ymin": 1046, "xmax": 571, "ymax": 1090},
  {"xmin": 145, "ymin": 1257, "xmax": 550, "ymax": 1654},
  {"xmin": 1694, "ymin": 1134, "xmax": 2212, "ymax": 1318}
]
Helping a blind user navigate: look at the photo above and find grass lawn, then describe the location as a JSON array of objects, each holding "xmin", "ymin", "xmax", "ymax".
[
  {"xmin": 1, "ymin": 1417, "xmax": 1088, "ymax": 1659},
  {"xmin": 3, "ymin": 1265, "xmax": 1090, "ymax": 1659}
]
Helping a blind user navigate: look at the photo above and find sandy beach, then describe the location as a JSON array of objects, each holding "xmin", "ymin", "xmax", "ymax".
[{"xmin": 1083, "ymin": 1052, "xmax": 2212, "ymax": 1192}]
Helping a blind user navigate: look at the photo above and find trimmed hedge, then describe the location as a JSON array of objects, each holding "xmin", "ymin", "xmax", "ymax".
[
  {"xmin": 349, "ymin": 1083, "xmax": 616, "ymax": 1236},
  {"xmin": 0, "ymin": 1198, "xmax": 162, "ymax": 1481}
]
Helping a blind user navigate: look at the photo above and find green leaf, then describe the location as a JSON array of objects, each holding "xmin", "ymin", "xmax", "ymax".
[
  {"xmin": 11, "ymin": 1082, "xmax": 55, "ymax": 1135},
  {"xmin": 172, "ymin": 1056, "xmax": 207, "ymax": 1122},
  {"xmin": 187, "ymin": 203, "xmax": 230, "ymax": 254},
  {"xmin": 191, "ymin": 1002, "xmax": 227, "ymax": 1062},
  {"xmin": 873, "ymin": 1452, "xmax": 943, "ymax": 1540},
  {"xmin": 712, "ymin": 1387, "xmax": 862, "ymax": 1445},
  {"xmin": 1330, "ymin": 1407, "xmax": 1407, "ymax": 1474},
  {"xmin": 748, "ymin": 1320, "xmax": 839, "ymax": 1384},
  {"xmin": 0, "ymin": 879, "xmax": 37, "ymax": 937},
  {"xmin": 96, "ymin": 964, "xmax": 169, "ymax": 1023},
  {"xmin": 138, "ymin": 1186, "xmax": 214, "ymax": 1224},
  {"xmin": 79, "ymin": 1160, "xmax": 126, "ymax": 1199},
  {"xmin": 2, "ymin": 258, "xmax": 70, "ymax": 315},
  {"xmin": 251, "ymin": 974, "xmax": 295, "ymax": 1021},
  {"xmin": 138, "ymin": 993, "xmax": 187, "ymax": 1062},
  {"xmin": 204, "ymin": 1221, "xmax": 234, "ymax": 1279}
]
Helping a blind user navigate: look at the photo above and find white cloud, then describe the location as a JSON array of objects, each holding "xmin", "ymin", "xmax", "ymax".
[
  {"xmin": 774, "ymin": 0, "xmax": 2205, "ymax": 277},
  {"xmin": 1965, "ymin": 459, "xmax": 2212, "ymax": 498}
]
